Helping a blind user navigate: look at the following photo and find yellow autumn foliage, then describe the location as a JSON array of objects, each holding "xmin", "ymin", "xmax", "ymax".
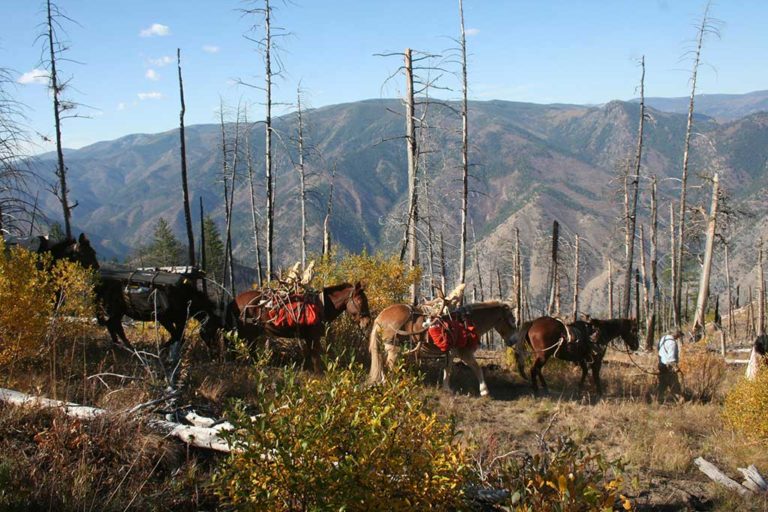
[
  {"xmin": 0, "ymin": 240, "xmax": 95, "ymax": 367},
  {"xmin": 213, "ymin": 360, "xmax": 473, "ymax": 511},
  {"xmin": 723, "ymin": 367, "xmax": 768, "ymax": 441}
]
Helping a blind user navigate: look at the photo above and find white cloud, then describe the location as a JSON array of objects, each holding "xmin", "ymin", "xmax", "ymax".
[
  {"xmin": 202, "ymin": 45, "xmax": 220, "ymax": 54},
  {"xmin": 145, "ymin": 69, "xmax": 159, "ymax": 81},
  {"xmin": 148, "ymin": 55, "xmax": 173, "ymax": 67},
  {"xmin": 18, "ymin": 68, "xmax": 48, "ymax": 85},
  {"xmin": 466, "ymin": 27, "xmax": 480, "ymax": 36},
  {"xmin": 139, "ymin": 23, "xmax": 170, "ymax": 37},
  {"xmin": 137, "ymin": 92, "xmax": 163, "ymax": 100}
]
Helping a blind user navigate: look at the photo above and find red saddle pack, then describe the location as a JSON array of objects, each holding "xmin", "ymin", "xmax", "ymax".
[
  {"xmin": 428, "ymin": 318, "xmax": 479, "ymax": 352},
  {"xmin": 268, "ymin": 295, "xmax": 322, "ymax": 328}
]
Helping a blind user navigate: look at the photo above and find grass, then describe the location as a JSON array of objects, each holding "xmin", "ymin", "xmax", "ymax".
[{"xmin": 0, "ymin": 322, "xmax": 765, "ymax": 511}]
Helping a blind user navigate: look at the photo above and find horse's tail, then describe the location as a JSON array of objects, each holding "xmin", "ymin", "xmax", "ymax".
[
  {"xmin": 509, "ymin": 321, "xmax": 533, "ymax": 380},
  {"xmin": 368, "ymin": 320, "xmax": 385, "ymax": 384}
]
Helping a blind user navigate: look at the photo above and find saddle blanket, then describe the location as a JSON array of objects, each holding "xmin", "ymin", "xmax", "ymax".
[
  {"xmin": 268, "ymin": 297, "xmax": 322, "ymax": 328},
  {"xmin": 427, "ymin": 319, "xmax": 479, "ymax": 352}
]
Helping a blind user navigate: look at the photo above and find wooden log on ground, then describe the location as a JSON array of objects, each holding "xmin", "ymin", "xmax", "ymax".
[
  {"xmin": 738, "ymin": 465, "xmax": 768, "ymax": 494},
  {"xmin": 726, "ymin": 359, "xmax": 750, "ymax": 365},
  {"xmin": 0, "ymin": 387, "xmax": 234, "ymax": 453},
  {"xmin": 694, "ymin": 457, "xmax": 752, "ymax": 496}
]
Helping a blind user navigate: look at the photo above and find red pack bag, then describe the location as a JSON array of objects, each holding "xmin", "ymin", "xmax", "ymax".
[
  {"xmin": 428, "ymin": 319, "xmax": 479, "ymax": 352},
  {"xmin": 269, "ymin": 296, "xmax": 322, "ymax": 328}
]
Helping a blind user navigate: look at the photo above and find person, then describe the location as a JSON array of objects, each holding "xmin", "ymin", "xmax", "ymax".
[{"xmin": 657, "ymin": 330, "xmax": 683, "ymax": 402}]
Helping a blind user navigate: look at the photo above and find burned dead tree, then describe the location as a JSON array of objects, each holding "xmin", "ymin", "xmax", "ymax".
[
  {"xmin": 176, "ymin": 48, "xmax": 195, "ymax": 266},
  {"xmin": 692, "ymin": 173, "xmax": 720, "ymax": 335}
]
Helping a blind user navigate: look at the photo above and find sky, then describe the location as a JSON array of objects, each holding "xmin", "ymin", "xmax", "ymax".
[{"xmin": 2, "ymin": 0, "xmax": 767, "ymax": 152}]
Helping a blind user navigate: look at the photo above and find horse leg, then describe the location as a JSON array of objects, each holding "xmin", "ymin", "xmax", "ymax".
[
  {"xmin": 591, "ymin": 360, "xmax": 603, "ymax": 397},
  {"xmin": 304, "ymin": 336, "xmax": 323, "ymax": 373},
  {"xmin": 458, "ymin": 349, "xmax": 489, "ymax": 397},
  {"xmin": 384, "ymin": 342, "xmax": 400, "ymax": 371},
  {"xmin": 532, "ymin": 358, "xmax": 549, "ymax": 395},
  {"xmin": 442, "ymin": 352, "xmax": 453, "ymax": 393},
  {"xmin": 578, "ymin": 360, "xmax": 589, "ymax": 392}
]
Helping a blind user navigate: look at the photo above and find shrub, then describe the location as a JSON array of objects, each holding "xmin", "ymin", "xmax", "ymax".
[
  {"xmin": 723, "ymin": 369, "xmax": 768, "ymax": 441},
  {"xmin": 314, "ymin": 251, "xmax": 420, "ymax": 361},
  {"xmin": 213, "ymin": 361, "xmax": 474, "ymax": 511},
  {"xmin": 490, "ymin": 435, "xmax": 632, "ymax": 511},
  {"xmin": 0, "ymin": 241, "xmax": 96, "ymax": 369},
  {"xmin": 679, "ymin": 341, "xmax": 726, "ymax": 402}
]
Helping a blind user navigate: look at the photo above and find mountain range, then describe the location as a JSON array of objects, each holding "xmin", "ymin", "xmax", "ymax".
[{"xmin": 31, "ymin": 90, "xmax": 768, "ymax": 313}]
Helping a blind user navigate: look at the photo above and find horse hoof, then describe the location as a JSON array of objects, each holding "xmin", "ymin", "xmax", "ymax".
[{"xmin": 479, "ymin": 384, "xmax": 490, "ymax": 397}]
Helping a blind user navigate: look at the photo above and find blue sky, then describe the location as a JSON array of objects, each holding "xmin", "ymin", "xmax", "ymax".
[{"xmin": 2, "ymin": 0, "xmax": 766, "ymax": 152}]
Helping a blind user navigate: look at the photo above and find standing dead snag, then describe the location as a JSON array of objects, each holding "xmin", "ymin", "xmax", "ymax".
[
  {"xmin": 572, "ymin": 234, "xmax": 580, "ymax": 322},
  {"xmin": 692, "ymin": 173, "xmax": 719, "ymax": 336},
  {"xmin": 458, "ymin": 0, "xmax": 470, "ymax": 286},
  {"xmin": 322, "ymin": 165, "xmax": 336, "ymax": 259},
  {"xmin": 42, "ymin": 0, "xmax": 81, "ymax": 239},
  {"xmin": 546, "ymin": 220, "xmax": 560, "ymax": 316},
  {"xmin": 244, "ymin": 108, "xmax": 264, "ymax": 286},
  {"xmin": 675, "ymin": 2, "xmax": 719, "ymax": 326},
  {"xmin": 404, "ymin": 48, "xmax": 419, "ymax": 305},
  {"xmin": 295, "ymin": 86, "xmax": 308, "ymax": 269},
  {"xmin": 622, "ymin": 56, "xmax": 646, "ymax": 318},
  {"xmin": 177, "ymin": 48, "xmax": 195, "ymax": 267}
]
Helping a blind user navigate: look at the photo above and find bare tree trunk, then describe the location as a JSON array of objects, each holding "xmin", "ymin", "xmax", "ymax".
[
  {"xmin": 693, "ymin": 173, "xmax": 720, "ymax": 334},
  {"xmin": 647, "ymin": 177, "xmax": 658, "ymax": 349},
  {"xmin": 224, "ymin": 110, "xmax": 241, "ymax": 297},
  {"xmin": 199, "ymin": 198, "xmax": 208, "ymax": 296},
  {"xmin": 608, "ymin": 259, "xmax": 614, "ymax": 318},
  {"xmin": 439, "ymin": 231, "xmax": 447, "ymax": 293},
  {"xmin": 639, "ymin": 225, "xmax": 651, "ymax": 346},
  {"xmin": 264, "ymin": 0, "xmax": 274, "ymax": 280},
  {"xmin": 458, "ymin": 0, "xmax": 469, "ymax": 285},
  {"xmin": 676, "ymin": 3, "xmax": 713, "ymax": 324},
  {"xmin": 670, "ymin": 203, "xmax": 679, "ymax": 326},
  {"xmin": 725, "ymin": 243, "xmax": 734, "ymax": 341},
  {"xmin": 622, "ymin": 56, "xmax": 646, "ymax": 318},
  {"xmin": 572, "ymin": 234, "xmax": 580, "ymax": 321},
  {"xmin": 547, "ymin": 220, "xmax": 559, "ymax": 316},
  {"xmin": 748, "ymin": 286, "xmax": 756, "ymax": 339},
  {"xmin": 177, "ymin": 49, "xmax": 195, "ymax": 267},
  {"xmin": 219, "ymin": 105, "xmax": 231, "ymax": 286},
  {"xmin": 515, "ymin": 228, "xmax": 522, "ymax": 326},
  {"xmin": 46, "ymin": 0, "xmax": 72, "ymax": 239},
  {"xmin": 322, "ymin": 165, "xmax": 336, "ymax": 260},
  {"xmin": 244, "ymin": 113, "xmax": 263, "ymax": 286},
  {"xmin": 759, "ymin": 242, "xmax": 765, "ymax": 336},
  {"xmin": 497, "ymin": 267, "xmax": 503, "ymax": 300},
  {"xmin": 295, "ymin": 87, "xmax": 307, "ymax": 268},
  {"xmin": 404, "ymin": 48, "xmax": 419, "ymax": 305}
]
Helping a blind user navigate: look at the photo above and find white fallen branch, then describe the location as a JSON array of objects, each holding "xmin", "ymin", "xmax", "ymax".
[
  {"xmin": 725, "ymin": 359, "xmax": 750, "ymax": 365},
  {"xmin": 0, "ymin": 387, "xmax": 235, "ymax": 453},
  {"xmin": 694, "ymin": 457, "xmax": 768, "ymax": 497}
]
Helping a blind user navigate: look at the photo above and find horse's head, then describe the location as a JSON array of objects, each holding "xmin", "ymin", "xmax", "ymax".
[
  {"xmin": 345, "ymin": 282, "xmax": 371, "ymax": 329},
  {"xmin": 623, "ymin": 318, "xmax": 640, "ymax": 351},
  {"xmin": 50, "ymin": 233, "xmax": 99, "ymax": 270}
]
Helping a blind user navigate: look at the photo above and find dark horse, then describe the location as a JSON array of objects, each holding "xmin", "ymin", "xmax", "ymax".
[
  {"xmin": 231, "ymin": 282, "xmax": 371, "ymax": 372},
  {"xmin": 369, "ymin": 302, "xmax": 517, "ymax": 397},
  {"xmin": 510, "ymin": 316, "xmax": 639, "ymax": 395},
  {"xmin": 95, "ymin": 268, "xmax": 228, "ymax": 357},
  {"xmin": 7, "ymin": 233, "xmax": 99, "ymax": 270}
]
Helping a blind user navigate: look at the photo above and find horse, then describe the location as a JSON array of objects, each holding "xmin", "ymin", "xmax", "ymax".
[
  {"xmin": 231, "ymin": 282, "xmax": 371, "ymax": 372},
  {"xmin": 510, "ymin": 316, "xmax": 639, "ymax": 396},
  {"xmin": 368, "ymin": 301, "xmax": 517, "ymax": 397},
  {"xmin": 95, "ymin": 268, "xmax": 228, "ymax": 358},
  {"xmin": 7, "ymin": 233, "xmax": 99, "ymax": 270}
]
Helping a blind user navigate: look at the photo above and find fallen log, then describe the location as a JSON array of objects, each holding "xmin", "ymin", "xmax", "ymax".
[
  {"xmin": 694, "ymin": 457, "xmax": 752, "ymax": 496},
  {"xmin": 694, "ymin": 457, "xmax": 768, "ymax": 497},
  {"xmin": 725, "ymin": 359, "xmax": 750, "ymax": 365},
  {"xmin": 0, "ymin": 387, "xmax": 234, "ymax": 453}
]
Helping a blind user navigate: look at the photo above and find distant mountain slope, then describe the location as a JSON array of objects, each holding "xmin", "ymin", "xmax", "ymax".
[
  {"xmin": 31, "ymin": 94, "xmax": 768, "ymax": 312},
  {"xmin": 642, "ymin": 90, "xmax": 768, "ymax": 122}
]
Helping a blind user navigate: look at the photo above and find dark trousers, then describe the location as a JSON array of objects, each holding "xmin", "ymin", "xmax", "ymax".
[{"xmin": 657, "ymin": 362, "xmax": 682, "ymax": 402}]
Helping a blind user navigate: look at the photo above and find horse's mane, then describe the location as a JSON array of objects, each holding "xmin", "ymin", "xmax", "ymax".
[{"xmin": 323, "ymin": 282, "xmax": 353, "ymax": 294}]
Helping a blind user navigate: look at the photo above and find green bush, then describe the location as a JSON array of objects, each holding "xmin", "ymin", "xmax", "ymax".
[{"xmin": 213, "ymin": 360, "xmax": 474, "ymax": 511}]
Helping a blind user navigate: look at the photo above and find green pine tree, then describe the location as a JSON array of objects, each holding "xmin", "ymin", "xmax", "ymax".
[
  {"xmin": 202, "ymin": 216, "xmax": 225, "ymax": 283},
  {"xmin": 136, "ymin": 218, "xmax": 184, "ymax": 267},
  {"xmin": 48, "ymin": 221, "xmax": 66, "ymax": 241}
]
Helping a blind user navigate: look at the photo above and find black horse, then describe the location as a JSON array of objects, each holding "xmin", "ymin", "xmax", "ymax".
[
  {"xmin": 7, "ymin": 233, "xmax": 99, "ymax": 270},
  {"xmin": 96, "ymin": 268, "xmax": 228, "ymax": 357}
]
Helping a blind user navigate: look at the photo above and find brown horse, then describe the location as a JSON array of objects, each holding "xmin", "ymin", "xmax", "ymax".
[
  {"xmin": 511, "ymin": 316, "xmax": 639, "ymax": 395},
  {"xmin": 8, "ymin": 233, "xmax": 99, "ymax": 270},
  {"xmin": 369, "ymin": 301, "xmax": 516, "ymax": 397},
  {"xmin": 231, "ymin": 282, "xmax": 371, "ymax": 372}
]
